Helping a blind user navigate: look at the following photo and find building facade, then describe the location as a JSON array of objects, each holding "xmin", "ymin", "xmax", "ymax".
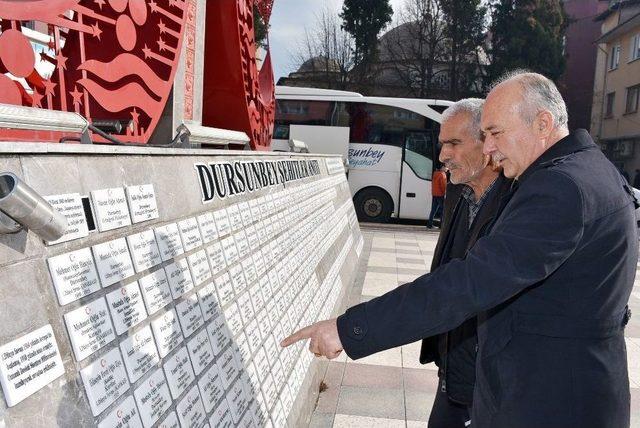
[
  {"xmin": 558, "ymin": 0, "xmax": 609, "ymax": 131},
  {"xmin": 591, "ymin": 0, "xmax": 640, "ymax": 180}
]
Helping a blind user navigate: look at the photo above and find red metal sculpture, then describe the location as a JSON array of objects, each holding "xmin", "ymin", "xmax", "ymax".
[
  {"xmin": 202, "ymin": 0, "xmax": 275, "ymax": 151},
  {"xmin": 0, "ymin": 0, "xmax": 276, "ymax": 150},
  {"xmin": 0, "ymin": 0, "xmax": 188, "ymax": 143}
]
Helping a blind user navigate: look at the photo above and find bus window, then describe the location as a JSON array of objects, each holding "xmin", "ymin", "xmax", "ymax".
[
  {"xmin": 275, "ymin": 100, "xmax": 336, "ymax": 126},
  {"xmin": 275, "ymin": 100, "xmax": 338, "ymax": 141},
  {"xmin": 404, "ymin": 131, "xmax": 435, "ymax": 180},
  {"xmin": 347, "ymin": 103, "xmax": 373, "ymax": 144},
  {"xmin": 335, "ymin": 102, "xmax": 436, "ymax": 148}
]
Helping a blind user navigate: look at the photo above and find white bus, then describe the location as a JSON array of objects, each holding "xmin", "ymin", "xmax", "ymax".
[{"xmin": 273, "ymin": 86, "xmax": 453, "ymax": 222}]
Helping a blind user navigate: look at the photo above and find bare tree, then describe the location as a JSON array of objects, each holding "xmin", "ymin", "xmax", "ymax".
[
  {"xmin": 380, "ymin": 0, "xmax": 448, "ymax": 98},
  {"xmin": 288, "ymin": 8, "xmax": 355, "ymax": 90}
]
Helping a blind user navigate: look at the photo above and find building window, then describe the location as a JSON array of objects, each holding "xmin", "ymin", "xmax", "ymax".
[
  {"xmin": 625, "ymin": 85, "xmax": 639, "ymax": 114},
  {"xmin": 631, "ymin": 34, "xmax": 640, "ymax": 62},
  {"xmin": 433, "ymin": 72, "xmax": 450, "ymax": 90},
  {"xmin": 606, "ymin": 92, "xmax": 616, "ymax": 118},
  {"xmin": 609, "ymin": 45, "xmax": 621, "ymax": 70}
]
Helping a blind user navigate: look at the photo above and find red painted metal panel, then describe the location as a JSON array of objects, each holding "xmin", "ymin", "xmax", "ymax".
[
  {"xmin": 0, "ymin": 1, "xmax": 188, "ymax": 143},
  {"xmin": 202, "ymin": 0, "xmax": 275, "ymax": 151},
  {"xmin": 0, "ymin": 0, "xmax": 276, "ymax": 149}
]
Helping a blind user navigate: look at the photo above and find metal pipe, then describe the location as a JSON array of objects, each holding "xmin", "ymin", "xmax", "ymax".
[
  {"xmin": 597, "ymin": 44, "xmax": 609, "ymax": 143},
  {"xmin": 0, "ymin": 173, "xmax": 67, "ymax": 242},
  {"xmin": 0, "ymin": 211, "xmax": 21, "ymax": 234}
]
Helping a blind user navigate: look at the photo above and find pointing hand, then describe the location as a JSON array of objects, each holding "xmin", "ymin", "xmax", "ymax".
[{"xmin": 280, "ymin": 318, "xmax": 344, "ymax": 359}]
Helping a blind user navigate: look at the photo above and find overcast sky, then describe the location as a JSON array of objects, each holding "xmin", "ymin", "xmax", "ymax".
[{"xmin": 269, "ymin": 0, "xmax": 405, "ymax": 82}]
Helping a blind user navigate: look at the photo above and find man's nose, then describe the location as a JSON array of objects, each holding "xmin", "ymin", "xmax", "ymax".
[
  {"xmin": 439, "ymin": 145, "xmax": 451, "ymax": 163},
  {"xmin": 483, "ymin": 137, "xmax": 496, "ymax": 156}
]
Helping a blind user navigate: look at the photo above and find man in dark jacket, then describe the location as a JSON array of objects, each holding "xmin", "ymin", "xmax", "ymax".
[
  {"xmin": 282, "ymin": 71, "xmax": 637, "ymax": 428},
  {"xmin": 423, "ymin": 98, "xmax": 512, "ymax": 428}
]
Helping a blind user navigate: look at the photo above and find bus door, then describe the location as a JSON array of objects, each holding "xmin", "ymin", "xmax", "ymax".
[{"xmin": 398, "ymin": 131, "xmax": 436, "ymax": 220}]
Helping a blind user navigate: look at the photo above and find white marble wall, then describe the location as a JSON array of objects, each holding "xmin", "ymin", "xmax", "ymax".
[{"xmin": 0, "ymin": 145, "xmax": 363, "ymax": 427}]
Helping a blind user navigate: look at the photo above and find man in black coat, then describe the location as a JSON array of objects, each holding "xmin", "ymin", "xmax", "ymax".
[
  {"xmin": 422, "ymin": 98, "xmax": 513, "ymax": 428},
  {"xmin": 282, "ymin": 71, "xmax": 637, "ymax": 428}
]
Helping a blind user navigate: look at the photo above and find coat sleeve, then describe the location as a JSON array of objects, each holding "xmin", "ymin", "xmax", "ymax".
[{"xmin": 337, "ymin": 170, "xmax": 585, "ymax": 359}]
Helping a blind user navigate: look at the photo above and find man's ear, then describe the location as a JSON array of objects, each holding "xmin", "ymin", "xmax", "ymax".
[{"xmin": 535, "ymin": 110, "xmax": 554, "ymax": 140}]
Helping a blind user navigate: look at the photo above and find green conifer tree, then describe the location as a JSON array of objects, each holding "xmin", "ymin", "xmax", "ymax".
[
  {"xmin": 441, "ymin": 0, "xmax": 487, "ymax": 99},
  {"xmin": 488, "ymin": 0, "xmax": 568, "ymax": 85},
  {"xmin": 340, "ymin": 0, "xmax": 393, "ymax": 87}
]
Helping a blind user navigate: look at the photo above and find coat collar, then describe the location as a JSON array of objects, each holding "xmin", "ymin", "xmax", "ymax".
[
  {"xmin": 432, "ymin": 173, "xmax": 513, "ymax": 270},
  {"xmin": 517, "ymin": 129, "xmax": 596, "ymax": 184}
]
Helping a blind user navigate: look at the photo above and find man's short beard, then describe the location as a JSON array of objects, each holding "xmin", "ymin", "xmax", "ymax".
[{"xmin": 450, "ymin": 166, "xmax": 483, "ymax": 185}]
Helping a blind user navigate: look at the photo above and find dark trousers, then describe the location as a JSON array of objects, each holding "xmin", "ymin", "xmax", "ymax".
[
  {"xmin": 428, "ymin": 379, "xmax": 471, "ymax": 428},
  {"xmin": 428, "ymin": 196, "xmax": 444, "ymax": 227}
]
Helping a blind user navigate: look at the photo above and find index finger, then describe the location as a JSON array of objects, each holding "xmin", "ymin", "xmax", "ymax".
[{"xmin": 280, "ymin": 324, "xmax": 314, "ymax": 347}]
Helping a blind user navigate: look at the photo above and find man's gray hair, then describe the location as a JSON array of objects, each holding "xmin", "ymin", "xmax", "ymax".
[
  {"xmin": 491, "ymin": 69, "xmax": 569, "ymax": 130},
  {"xmin": 441, "ymin": 98, "xmax": 485, "ymax": 139}
]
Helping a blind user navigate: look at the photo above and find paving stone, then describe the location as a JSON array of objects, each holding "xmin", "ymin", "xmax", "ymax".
[
  {"xmin": 397, "ymin": 256, "xmax": 428, "ymax": 265},
  {"xmin": 333, "ymin": 414, "xmax": 406, "ymax": 428},
  {"xmin": 367, "ymin": 248, "xmax": 399, "ymax": 256},
  {"xmin": 405, "ymin": 389, "xmax": 436, "ymax": 422},
  {"xmin": 309, "ymin": 412, "xmax": 334, "ymax": 428},
  {"xmin": 316, "ymin": 353, "xmax": 347, "ymax": 415},
  {"xmin": 397, "ymin": 268, "xmax": 429, "ymax": 276},
  {"xmin": 398, "ymin": 262, "xmax": 428, "ymax": 270},
  {"xmin": 631, "ymin": 388, "xmax": 640, "ymax": 428},
  {"xmin": 396, "ymin": 246, "xmax": 420, "ymax": 253},
  {"xmin": 336, "ymin": 386, "xmax": 405, "ymax": 420},
  {"xmin": 398, "ymin": 274, "xmax": 423, "ymax": 284},
  {"xmin": 403, "ymin": 368, "xmax": 440, "ymax": 393},
  {"xmin": 342, "ymin": 363, "xmax": 403, "ymax": 390},
  {"xmin": 395, "ymin": 240, "xmax": 419, "ymax": 246},
  {"xmin": 348, "ymin": 347, "xmax": 402, "ymax": 367},
  {"xmin": 395, "ymin": 248, "xmax": 424, "ymax": 255},
  {"xmin": 396, "ymin": 239, "xmax": 418, "ymax": 245},
  {"xmin": 367, "ymin": 266, "xmax": 399, "ymax": 275}
]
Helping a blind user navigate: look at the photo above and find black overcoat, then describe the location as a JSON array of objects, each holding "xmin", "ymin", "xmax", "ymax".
[{"xmin": 338, "ymin": 130, "xmax": 637, "ymax": 428}]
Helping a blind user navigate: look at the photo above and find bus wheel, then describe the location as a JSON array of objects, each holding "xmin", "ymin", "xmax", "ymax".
[{"xmin": 355, "ymin": 188, "xmax": 393, "ymax": 223}]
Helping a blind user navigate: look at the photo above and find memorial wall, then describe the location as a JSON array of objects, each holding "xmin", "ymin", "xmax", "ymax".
[{"xmin": 0, "ymin": 145, "xmax": 363, "ymax": 427}]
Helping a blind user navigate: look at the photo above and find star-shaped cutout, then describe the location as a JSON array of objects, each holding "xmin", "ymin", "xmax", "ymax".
[
  {"xmin": 70, "ymin": 86, "xmax": 83, "ymax": 106},
  {"xmin": 31, "ymin": 90, "xmax": 43, "ymax": 108},
  {"xmin": 157, "ymin": 37, "xmax": 167, "ymax": 52},
  {"xmin": 43, "ymin": 80, "xmax": 57, "ymax": 97},
  {"xmin": 158, "ymin": 20, "xmax": 167, "ymax": 34},
  {"xmin": 55, "ymin": 52, "xmax": 68, "ymax": 70},
  {"xmin": 47, "ymin": 39, "xmax": 56, "ymax": 50},
  {"xmin": 149, "ymin": 1, "xmax": 159, "ymax": 13},
  {"xmin": 92, "ymin": 23, "xmax": 102, "ymax": 40},
  {"xmin": 131, "ymin": 108, "xmax": 140, "ymax": 125},
  {"xmin": 142, "ymin": 44, "xmax": 152, "ymax": 59},
  {"xmin": 95, "ymin": 0, "xmax": 106, "ymax": 9},
  {"xmin": 168, "ymin": 0, "xmax": 181, "ymax": 8}
]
